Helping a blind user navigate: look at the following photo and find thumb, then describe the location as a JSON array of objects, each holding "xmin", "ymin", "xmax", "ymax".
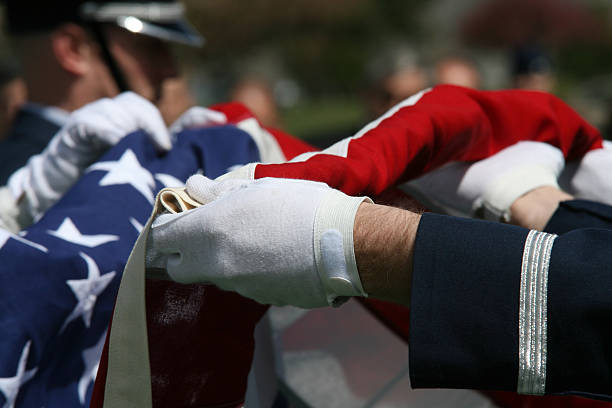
[
  {"xmin": 114, "ymin": 92, "xmax": 173, "ymax": 152},
  {"xmin": 169, "ymin": 106, "xmax": 227, "ymax": 134},
  {"xmin": 186, "ymin": 174, "xmax": 250, "ymax": 204}
]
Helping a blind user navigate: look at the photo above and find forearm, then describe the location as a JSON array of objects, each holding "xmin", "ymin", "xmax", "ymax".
[
  {"xmin": 352, "ymin": 185, "xmax": 572, "ymax": 305},
  {"xmin": 354, "ymin": 202, "xmax": 419, "ymax": 306},
  {"xmin": 510, "ymin": 186, "xmax": 573, "ymax": 230},
  {"xmin": 408, "ymin": 211, "xmax": 612, "ymax": 399}
]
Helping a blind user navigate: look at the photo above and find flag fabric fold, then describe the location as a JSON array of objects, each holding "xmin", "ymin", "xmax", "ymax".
[{"xmin": 0, "ymin": 123, "xmax": 266, "ymax": 408}]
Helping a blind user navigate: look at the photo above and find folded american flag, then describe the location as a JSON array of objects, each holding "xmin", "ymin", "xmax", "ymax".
[{"xmin": 0, "ymin": 123, "xmax": 264, "ymax": 408}]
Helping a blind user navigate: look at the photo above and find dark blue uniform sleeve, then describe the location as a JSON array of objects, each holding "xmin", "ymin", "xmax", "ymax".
[
  {"xmin": 409, "ymin": 212, "xmax": 612, "ymax": 401},
  {"xmin": 0, "ymin": 109, "xmax": 60, "ymax": 184},
  {"xmin": 545, "ymin": 199, "xmax": 612, "ymax": 234}
]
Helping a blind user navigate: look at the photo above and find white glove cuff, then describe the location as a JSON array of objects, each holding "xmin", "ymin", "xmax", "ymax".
[
  {"xmin": 313, "ymin": 190, "xmax": 372, "ymax": 306},
  {"xmin": 477, "ymin": 164, "xmax": 561, "ymax": 222}
]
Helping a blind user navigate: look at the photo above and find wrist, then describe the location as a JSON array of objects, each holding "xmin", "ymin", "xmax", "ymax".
[
  {"xmin": 354, "ymin": 202, "xmax": 419, "ymax": 306},
  {"xmin": 510, "ymin": 186, "xmax": 574, "ymax": 230},
  {"xmin": 478, "ymin": 165, "xmax": 561, "ymax": 222},
  {"xmin": 314, "ymin": 191, "xmax": 371, "ymax": 306}
]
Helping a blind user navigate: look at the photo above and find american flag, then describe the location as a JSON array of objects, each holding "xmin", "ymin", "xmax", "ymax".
[{"xmin": 0, "ymin": 125, "xmax": 261, "ymax": 408}]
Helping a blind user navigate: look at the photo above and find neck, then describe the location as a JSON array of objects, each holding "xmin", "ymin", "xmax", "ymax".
[{"xmin": 25, "ymin": 75, "xmax": 105, "ymax": 113}]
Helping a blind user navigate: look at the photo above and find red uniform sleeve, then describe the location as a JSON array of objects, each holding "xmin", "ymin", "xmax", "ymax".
[{"xmin": 254, "ymin": 85, "xmax": 602, "ymax": 196}]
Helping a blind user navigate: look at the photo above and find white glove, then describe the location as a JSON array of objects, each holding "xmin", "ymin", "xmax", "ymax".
[
  {"xmin": 146, "ymin": 175, "xmax": 371, "ymax": 308},
  {"xmin": 7, "ymin": 92, "xmax": 172, "ymax": 227},
  {"xmin": 0, "ymin": 187, "xmax": 20, "ymax": 232},
  {"xmin": 559, "ymin": 140, "xmax": 612, "ymax": 206},
  {"xmin": 403, "ymin": 141, "xmax": 565, "ymax": 221},
  {"xmin": 168, "ymin": 106, "xmax": 227, "ymax": 134}
]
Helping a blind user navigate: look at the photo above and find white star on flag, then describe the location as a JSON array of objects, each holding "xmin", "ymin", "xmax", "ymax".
[
  {"xmin": 155, "ymin": 173, "xmax": 184, "ymax": 188},
  {"xmin": 0, "ymin": 230, "xmax": 47, "ymax": 253},
  {"xmin": 129, "ymin": 217, "xmax": 144, "ymax": 234},
  {"xmin": 88, "ymin": 149, "xmax": 156, "ymax": 203},
  {"xmin": 0, "ymin": 341, "xmax": 37, "ymax": 408},
  {"xmin": 78, "ymin": 333, "xmax": 106, "ymax": 404},
  {"xmin": 60, "ymin": 253, "xmax": 116, "ymax": 333},
  {"xmin": 48, "ymin": 218, "xmax": 119, "ymax": 248}
]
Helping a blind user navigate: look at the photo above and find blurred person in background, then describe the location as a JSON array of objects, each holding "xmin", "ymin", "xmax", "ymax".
[
  {"xmin": 365, "ymin": 45, "xmax": 427, "ymax": 119},
  {"xmin": 0, "ymin": 0, "xmax": 203, "ymax": 184},
  {"xmin": 434, "ymin": 54, "xmax": 481, "ymax": 89},
  {"xmin": 230, "ymin": 76, "xmax": 281, "ymax": 129},
  {"xmin": 302, "ymin": 45, "xmax": 427, "ymax": 148},
  {"xmin": 0, "ymin": 58, "xmax": 26, "ymax": 140},
  {"xmin": 512, "ymin": 45, "xmax": 555, "ymax": 92}
]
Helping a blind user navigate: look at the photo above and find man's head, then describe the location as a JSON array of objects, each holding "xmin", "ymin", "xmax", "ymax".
[
  {"xmin": 365, "ymin": 46, "xmax": 427, "ymax": 119},
  {"xmin": 3, "ymin": 0, "xmax": 203, "ymax": 110},
  {"xmin": 512, "ymin": 46, "xmax": 554, "ymax": 93},
  {"xmin": 435, "ymin": 56, "xmax": 481, "ymax": 89}
]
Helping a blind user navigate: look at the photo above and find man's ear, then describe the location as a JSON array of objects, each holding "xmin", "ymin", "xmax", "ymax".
[{"xmin": 50, "ymin": 23, "xmax": 96, "ymax": 76}]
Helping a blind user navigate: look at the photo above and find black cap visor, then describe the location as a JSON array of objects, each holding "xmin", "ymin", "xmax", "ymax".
[{"xmin": 116, "ymin": 17, "xmax": 204, "ymax": 47}]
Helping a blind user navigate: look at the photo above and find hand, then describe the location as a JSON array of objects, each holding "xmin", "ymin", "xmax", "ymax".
[
  {"xmin": 559, "ymin": 140, "xmax": 612, "ymax": 206},
  {"xmin": 404, "ymin": 141, "xmax": 565, "ymax": 222},
  {"xmin": 168, "ymin": 106, "xmax": 227, "ymax": 134},
  {"xmin": 0, "ymin": 187, "xmax": 20, "ymax": 232},
  {"xmin": 215, "ymin": 163, "xmax": 259, "ymax": 181},
  {"xmin": 146, "ymin": 175, "xmax": 370, "ymax": 308},
  {"xmin": 7, "ymin": 92, "xmax": 172, "ymax": 227},
  {"xmin": 62, "ymin": 91, "xmax": 172, "ymax": 153}
]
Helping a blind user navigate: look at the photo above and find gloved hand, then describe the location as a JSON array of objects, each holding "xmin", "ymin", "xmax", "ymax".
[
  {"xmin": 0, "ymin": 187, "xmax": 20, "ymax": 232},
  {"xmin": 559, "ymin": 140, "xmax": 612, "ymax": 206},
  {"xmin": 146, "ymin": 175, "xmax": 371, "ymax": 308},
  {"xmin": 7, "ymin": 92, "xmax": 172, "ymax": 227},
  {"xmin": 404, "ymin": 141, "xmax": 565, "ymax": 222},
  {"xmin": 168, "ymin": 106, "xmax": 227, "ymax": 134}
]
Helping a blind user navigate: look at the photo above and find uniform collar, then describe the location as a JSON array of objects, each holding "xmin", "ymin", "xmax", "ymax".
[{"xmin": 20, "ymin": 102, "xmax": 70, "ymax": 128}]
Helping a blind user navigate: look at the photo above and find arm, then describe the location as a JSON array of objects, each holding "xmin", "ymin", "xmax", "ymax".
[
  {"xmin": 409, "ymin": 210, "xmax": 612, "ymax": 400},
  {"xmin": 354, "ymin": 185, "xmax": 574, "ymax": 306},
  {"xmin": 510, "ymin": 186, "xmax": 573, "ymax": 231},
  {"xmin": 509, "ymin": 186, "xmax": 612, "ymax": 234},
  {"xmin": 354, "ymin": 202, "xmax": 418, "ymax": 306},
  {"xmin": 352, "ymin": 198, "xmax": 612, "ymax": 400}
]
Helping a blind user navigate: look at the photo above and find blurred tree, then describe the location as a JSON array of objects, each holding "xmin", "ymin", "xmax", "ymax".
[
  {"xmin": 461, "ymin": 0, "xmax": 606, "ymax": 47},
  {"xmin": 183, "ymin": 0, "xmax": 429, "ymax": 96}
]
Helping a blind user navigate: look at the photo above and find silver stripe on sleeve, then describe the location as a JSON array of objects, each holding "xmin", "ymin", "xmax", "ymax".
[{"xmin": 517, "ymin": 230, "xmax": 557, "ymax": 395}]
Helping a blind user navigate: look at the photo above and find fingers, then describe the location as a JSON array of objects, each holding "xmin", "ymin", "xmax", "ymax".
[
  {"xmin": 215, "ymin": 163, "xmax": 259, "ymax": 181},
  {"xmin": 185, "ymin": 174, "xmax": 250, "ymax": 204},
  {"xmin": 146, "ymin": 211, "xmax": 198, "ymax": 279},
  {"xmin": 168, "ymin": 106, "xmax": 227, "ymax": 134},
  {"xmin": 114, "ymin": 92, "xmax": 173, "ymax": 152},
  {"xmin": 561, "ymin": 141, "xmax": 612, "ymax": 205},
  {"xmin": 67, "ymin": 98, "xmax": 123, "ymax": 147}
]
